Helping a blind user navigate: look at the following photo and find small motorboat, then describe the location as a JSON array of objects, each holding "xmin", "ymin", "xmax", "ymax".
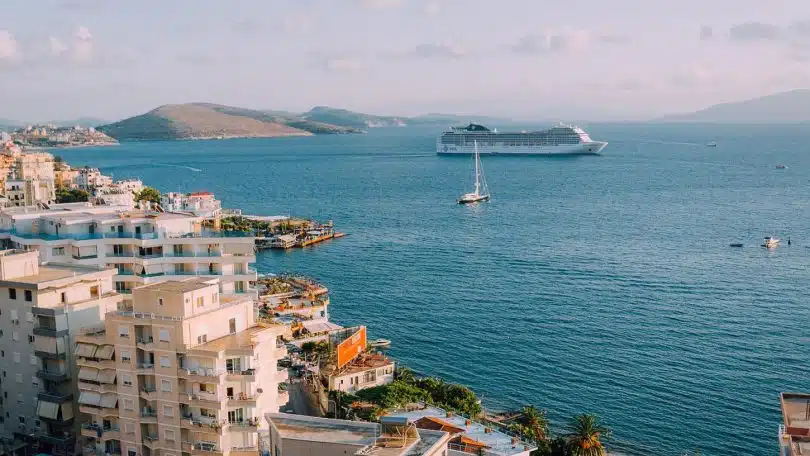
[
  {"xmin": 707, "ymin": 141, "xmax": 717, "ymax": 147},
  {"xmin": 762, "ymin": 236, "xmax": 780, "ymax": 248},
  {"xmin": 729, "ymin": 243, "xmax": 743, "ymax": 248},
  {"xmin": 776, "ymin": 164, "xmax": 787, "ymax": 169},
  {"xmin": 369, "ymin": 338, "xmax": 391, "ymax": 348}
]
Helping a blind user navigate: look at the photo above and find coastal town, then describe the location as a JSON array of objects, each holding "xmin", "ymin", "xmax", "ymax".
[
  {"xmin": 3, "ymin": 125, "xmax": 117, "ymax": 149},
  {"xmin": 0, "ymin": 141, "xmax": 567, "ymax": 456}
]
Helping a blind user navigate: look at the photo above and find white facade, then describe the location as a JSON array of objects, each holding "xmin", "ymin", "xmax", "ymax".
[
  {"xmin": 0, "ymin": 204, "xmax": 258, "ymax": 298},
  {"xmin": 74, "ymin": 168, "xmax": 112, "ymax": 191},
  {"xmin": 161, "ymin": 192, "xmax": 223, "ymax": 218}
]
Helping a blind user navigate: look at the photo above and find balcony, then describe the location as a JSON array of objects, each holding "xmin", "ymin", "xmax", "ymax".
[
  {"xmin": 33, "ymin": 324, "xmax": 69, "ymax": 338},
  {"xmin": 227, "ymin": 392, "xmax": 259, "ymax": 406},
  {"xmin": 73, "ymin": 253, "xmax": 98, "ymax": 260},
  {"xmin": 230, "ymin": 446, "xmax": 259, "ymax": 456},
  {"xmin": 136, "ymin": 336, "xmax": 154, "ymax": 348},
  {"xmin": 142, "ymin": 434, "xmax": 159, "ymax": 449},
  {"xmin": 181, "ymin": 415, "xmax": 224, "ymax": 434},
  {"xmin": 191, "ymin": 442, "xmax": 222, "ymax": 455},
  {"xmin": 140, "ymin": 409, "xmax": 158, "ymax": 423},
  {"xmin": 38, "ymin": 391, "xmax": 73, "ymax": 403},
  {"xmin": 225, "ymin": 368, "xmax": 256, "ymax": 382},
  {"xmin": 37, "ymin": 368, "xmax": 68, "ymax": 382},
  {"xmin": 183, "ymin": 392, "xmax": 222, "ymax": 406},
  {"xmin": 77, "ymin": 357, "xmax": 115, "ymax": 370},
  {"xmin": 227, "ymin": 419, "xmax": 259, "ymax": 432},
  {"xmin": 139, "ymin": 386, "xmax": 157, "ymax": 401},
  {"xmin": 178, "ymin": 367, "xmax": 223, "ymax": 381},
  {"xmin": 81, "ymin": 423, "xmax": 120, "ymax": 441},
  {"xmin": 35, "ymin": 431, "xmax": 75, "ymax": 445},
  {"xmin": 136, "ymin": 362, "xmax": 155, "ymax": 374}
]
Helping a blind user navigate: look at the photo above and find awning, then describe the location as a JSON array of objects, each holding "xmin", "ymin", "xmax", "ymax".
[
  {"xmin": 61, "ymin": 402, "xmax": 74, "ymax": 421},
  {"xmin": 75, "ymin": 343, "xmax": 98, "ymax": 358},
  {"xmin": 78, "ymin": 367, "xmax": 99, "ymax": 382},
  {"xmin": 95, "ymin": 345, "xmax": 114, "ymax": 360},
  {"xmin": 98, "ymin": 369, "xmax": 116, "ymax": 384},
  {"xmin": 301, "ymin": 320, "xmax": 343, "ymax": 334},
  {"xmin": 78, "ymin": 391, "xmax": 101, "ymax": 406},
  {"xmin": 99, "ymin": 394, "xmax": 117, "ymax": 409},
  {"xmin": 37, "ymin": 401, "xmax": 59, "ymax": 419}
]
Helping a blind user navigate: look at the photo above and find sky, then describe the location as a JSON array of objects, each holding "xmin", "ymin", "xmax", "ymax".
[{"xmin": 1, "ymin": 0, "xmax": 810, "ymax": 122}]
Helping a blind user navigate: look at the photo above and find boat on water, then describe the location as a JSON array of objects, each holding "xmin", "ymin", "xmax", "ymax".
[
  {"xmin": 707, "ymin": 141, "xmax": 717, "ymax": 147},
  {"xmin": 762, "ymin": 236, "xmax": 780, "ymax": 248},
  {"xmin": 729, "ymin": 243, "xmax": 743, "ymax": 248},
  {"xmin": 776, "ymin": 164, "xmax": 787, "ymax": 169},
  {"xmin": 437, "ymin": 123, "xmax": 607, "ymax": 155},
  {"xmin": 458, "ymin": 141, "xmax": 490, "ymax": 204},
  {"xmin": 369, "ymin": 338, "xmax": 391, "ymax": 348}
]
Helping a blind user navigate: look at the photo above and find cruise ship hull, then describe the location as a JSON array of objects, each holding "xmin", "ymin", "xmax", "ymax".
[{"xmin": 437, "ymin": 141, "xmax": 608, "ymax": 155}]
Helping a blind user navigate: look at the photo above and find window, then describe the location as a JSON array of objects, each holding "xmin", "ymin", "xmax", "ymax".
[
  {"xmin": 165, "ymin": 429, "xmax": 175, "ymax": 441},
  {"xmin": 128, "ymin": 449, "xmax": 137, "ymax": 456},
  {"xmin": 229, "ymin": 318, "xmax": 236, "ymax": 334},
  {"xmin": 16, "ymin": 394, "xmax": 22, "ymax": 404},
  {"xmin": 29, "ymin": 355, "xmax": 37, "ymax": 365},
  {"xmin": 27, "ymin": 335, "xmax": 34, "ymax": 343},
  {"xmin": 161, "ymin": 379, "xmax": 171, "ymax": 392},
  {"xmin": 197, "ymin": 334, "xmax": 207, "ymax": 344},
  {"xmin": 9, "ymin": 310, "xmax": 17, "ymax": 320},
  {"xmin": 18, "ymin": 416, "xmax": 24, "ymax": 424},
  {"xmin": 12, "ymin": 332, "xmax": 18, "ymax": 342},
  {"xmin": 163, "ymin": 405, "xmax": 173, "ymax": 417},
  {"xmin": 122, "ymin": 373, "xmax": 132, "ymax": 386},
  {"xmin": 32, "ymin": 377, "xmax": 39, "ymax": 386},
  {"xmin": 90, "ymin": 286, "xmax": 99, "ymax": 299},
  {"xmin": 123, "ymin": 398, "xmax": 134, "ymax": 411},
  {"xmin": 12, "ymin": 353, "xmax": 19, "ymax": 363},
  {"xmin": 118, "ymin": 325, "xmax": 129, "ymax": 338},
  {"xmin": 196, "ymin": 296, "xmax": 204, "ymax": 308},
  {"xmin": 24, "ymin": 290, "xmax": 31, "ymax": 302},
  {"xmin": 8, "ymin": 288, "xmax": 15, "ymax": 300},
  {"xmin": 52, "ymin": 247, "xmax": 65, "ymax": 256},
  {"xmin": 212, "ymin": 292, "xmax": 218, "ymax": 304},
  {"xmin": 124, "ymin": 422, "xmax": 135, "ymax": 434},
  {"xmin": 160, "ymin": 356, "xmax": 170, "ymax": 368},
  {"xmin": 15, "ymin": 374, "xmax": 21, "ymax": 383},
  {"xmin": 120, "ymin": 350, "xmax": 131, "ymax": 362},
  {"xmin": 159, "ymin": 329, "xmax": 169, "ymax": 342},
  {"xmin": 226, "ymin": 358, "xmax": 241, "ymax": 373},
  {"xmin": 60, "ymin": 292, "xmax": 66, "ymax": 303},
  {"xmin": 158, "ymin": 298, "xmax": 163, "ymax": 306}
]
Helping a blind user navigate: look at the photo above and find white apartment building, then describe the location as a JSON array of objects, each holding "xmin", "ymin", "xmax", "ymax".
[
  {"xmin": 0, "ymin": 203, "xmax": 258, "ymax": 299},
  {"xmin": 160, "ymin": 192, "xmax": 222, "ymax": 218},
  {"xmin": 77, "ymin": 278, "xmax": 290, "ymax": 456},
  {"xmin": 74, "ymin": 168, "xmax": 112, "ymax": 191},
  {"xmin": 0, "ymin": 249, "xmax": 121, "ymax": 456}
]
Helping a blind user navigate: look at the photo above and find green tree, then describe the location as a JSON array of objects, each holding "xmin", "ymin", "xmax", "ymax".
[
  {"xmin": 395, "ymin": 366, "xmax": 416, "ymax": 384},
  {"xmin": 136, "ymin": 186, "xmax": 161, "ymax": 204},
  {"xmin": 565, "ymin": 414, "xmax": 610, "ymax": 456},
  {"xmin": 55, "ymin": 186, "xmax": 90, "ymax": 203},
  {"xmin": 513, "ymin": 406, "xmax": 549, "ymax": 443}
]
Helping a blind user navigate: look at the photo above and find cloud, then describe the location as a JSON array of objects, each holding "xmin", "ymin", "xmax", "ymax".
[
  {"xmin": 358, "ymin": 0, "xmax": 403, "ymax": 8},
  {"xmin": 0, "ymin": 30, "xmax": 17, "ymax": 60},
  {"xmin": 73, "ymin": 26, "xmax": 93, "ymax": 63},
  {"xmin": 323, "ymin": 56, "xmax": 364, "ymax": 73},
  {"xmin": 700, "ymin": 25, "xmax": 713, "ymax": 41},
  {"xmin": 49, "ymin": 37, "xmax": 68, "ymax": 55},
  {"xmin": 411, "ymin": 43, "xmax": 465, "ymax": 59},
  {"xmin": 728, "ymin": 22, "xmax": 782, "ymax": 41},
  {"xmin": 598, "ymin": 34, "xmax": 631, "ymax": 45},
  {"xmin": 790, "ymin": 20, "xmax": 810, "ymax": 38},
  {"xmin": 423, "ymin": 1, "xmax": 441, "ymax": 16},
  {"xmin": 513, "ymin": 29, "xmax": 590, "ymax": 54},
  {"xmin": 232, "ymin": 20, "xmax": 263, "ymax": 34},
  {"xmin": 283, "ymin": 13, "xmax": 313, "ymax": 33}
]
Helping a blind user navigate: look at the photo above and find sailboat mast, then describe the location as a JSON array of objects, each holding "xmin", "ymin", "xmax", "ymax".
[{"xmin": 474, "ymin": 140, "xmax": 480, "ymax": 195}]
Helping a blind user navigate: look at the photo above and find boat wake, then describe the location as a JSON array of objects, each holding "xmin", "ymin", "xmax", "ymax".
[{"xmin": 161, "ymin": 164, "xmax": 202, "ymax": 172}]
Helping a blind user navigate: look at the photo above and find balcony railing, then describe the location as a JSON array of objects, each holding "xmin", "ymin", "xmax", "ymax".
[
  {"xmin": 140, "ymin": 409, "xmax": 157, "ymax": 418},
  {"xmin": 226, "ymin": 368, "xmax": 256, "ymax": 376},
  {"xmin": 136, "ymin": 336, "xmax": 154, "ymax": 345},
  {"xmin": 73, "ymin": 253, "xmax": 98, "ymax": 260},
  {"xmin": 2, "ymin": 228, "xmax": 255, "ymax": 242}
]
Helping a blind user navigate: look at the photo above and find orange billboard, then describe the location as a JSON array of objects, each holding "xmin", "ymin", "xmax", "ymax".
[{"xmin": 336, "ymin": 326, "xmax": 366, "ymax": 369}]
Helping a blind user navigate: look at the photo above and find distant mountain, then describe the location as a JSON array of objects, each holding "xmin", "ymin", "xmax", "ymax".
[
  {"xmin": 409, "ymin": 113, "xmax": 515, "ymax": 126},
  {"xmin": 47, "ymin": 117, "xmax": 110, "ymax": 128},
  {"xmin": 302, "ymin": 106, "xmax": 406, "ymax": 128},
  {"xmin": 98, "ymin": 103, "xmax": 360, "ymax": 141},
  {"xmin": 656, "ymin": 89, "xmax": 810, "ymax": 123}
]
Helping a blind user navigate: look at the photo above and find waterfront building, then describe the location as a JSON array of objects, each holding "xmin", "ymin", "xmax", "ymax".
[
  {"xmin": 77, "ymin": 278, "xmax": 291, "ymax": 456},
  {"xmin": 387, "ymin": 407, "xmax": 537, "ymax": 456},
  {"xmin": 326, "ymin": 352, "xmax": 395, "ymax": 393},
  {"xmin": 0, "ymin": 203, "xmax": 257, "ymax": 298},
  {"xmin": 265, "ymin": 413, "xmax": 451, "ymax": 456},
  {"xmin": 75, "ymin": 168, "xmax": 112, "ymax": 191},
  {"xmin": 0, "ymin": 249, "xmax": 121, "ymax": 455},
  {"xmin": 779, "ymin": 392, "xmax": 810, "ymax": 456},
  {"xmin": 95, "ymin": 187, "xmax": 136, "ymax": 208},
  {"xmin": 161, "ymin": 191, "xmax": 223, "ymax": 218}
]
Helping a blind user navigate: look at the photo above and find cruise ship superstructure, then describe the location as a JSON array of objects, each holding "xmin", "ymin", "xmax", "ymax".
[{"xmin": 437, "ymin": 123, "xmax": 607, "ymax": 155}]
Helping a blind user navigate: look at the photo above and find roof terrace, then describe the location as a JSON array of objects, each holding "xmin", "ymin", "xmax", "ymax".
[{"xmin": 781, "ymin": 393, "xmax": 810, "ymax": 456}]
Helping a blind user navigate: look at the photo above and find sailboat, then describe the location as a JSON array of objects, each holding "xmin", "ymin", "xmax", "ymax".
[{"xmin": 457, "ymin": 140, "xmax": 490, "ymax": 204}]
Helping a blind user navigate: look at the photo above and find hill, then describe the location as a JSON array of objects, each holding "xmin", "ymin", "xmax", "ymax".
[
  {"xmin": 98, "ymin": 103, "xmax": 360, "ymax": 141},
  {"xmin": 656, "ymin": 89, "xmax": 810, "ymax": 123},
  {"xmin": 302, "ymin": 106, "xmax": 406, "ymax": 128}
]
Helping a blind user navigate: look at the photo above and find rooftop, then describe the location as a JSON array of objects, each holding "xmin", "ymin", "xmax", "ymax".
[
  {"xmin": 386, "ymin": 407, "xmax": 536, "ymax": 456},
  {"xmin": 331, "ymin": 352, "xmax": 394, "ymax": 377},
  {"xmin": 266, "ymin": 413, "xmax": 448, "ymax": 456},
  {"xmin": 192, "ymin": 325, "xmax": 276, "ymax": 352},
  {"xmin": 1, "ymin": 263, "xmax": 115, "ymax": 288},
  {"xmin": 137, "ymin": 277, "xmax": 216, "ymax": 294}
]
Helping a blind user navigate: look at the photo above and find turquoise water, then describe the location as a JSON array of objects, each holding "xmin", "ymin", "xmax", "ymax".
[{"xmin": 59, "ymin": 124, "xmax": 810, "ymax": 455}]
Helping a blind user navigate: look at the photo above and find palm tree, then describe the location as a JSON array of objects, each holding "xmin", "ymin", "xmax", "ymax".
[
  {"xmin": 519, "ymin": 405, "xmax": 549, "ymax": 442},
  {"xmin": 396, "ymin": 367, "xmax": 416, "ymax": 384},
  {"xmin": 565, "ymin": 414, "xmax": 610, "ymax": 456}
]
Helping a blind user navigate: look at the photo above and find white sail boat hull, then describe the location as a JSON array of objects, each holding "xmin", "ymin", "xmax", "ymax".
[{"xmin": 457, "ymin": 140, "xmax": 490, "ymax": 204}]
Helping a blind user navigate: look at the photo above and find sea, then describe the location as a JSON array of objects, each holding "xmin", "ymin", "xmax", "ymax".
[{"xmin": 58, "ymin": 123, "xmax": 810, "ymax": 456}]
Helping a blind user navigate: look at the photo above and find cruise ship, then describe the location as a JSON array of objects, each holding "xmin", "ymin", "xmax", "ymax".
[{"xmin": 437, "ymin": 123, "xmax": 607, "ymax": 155}]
